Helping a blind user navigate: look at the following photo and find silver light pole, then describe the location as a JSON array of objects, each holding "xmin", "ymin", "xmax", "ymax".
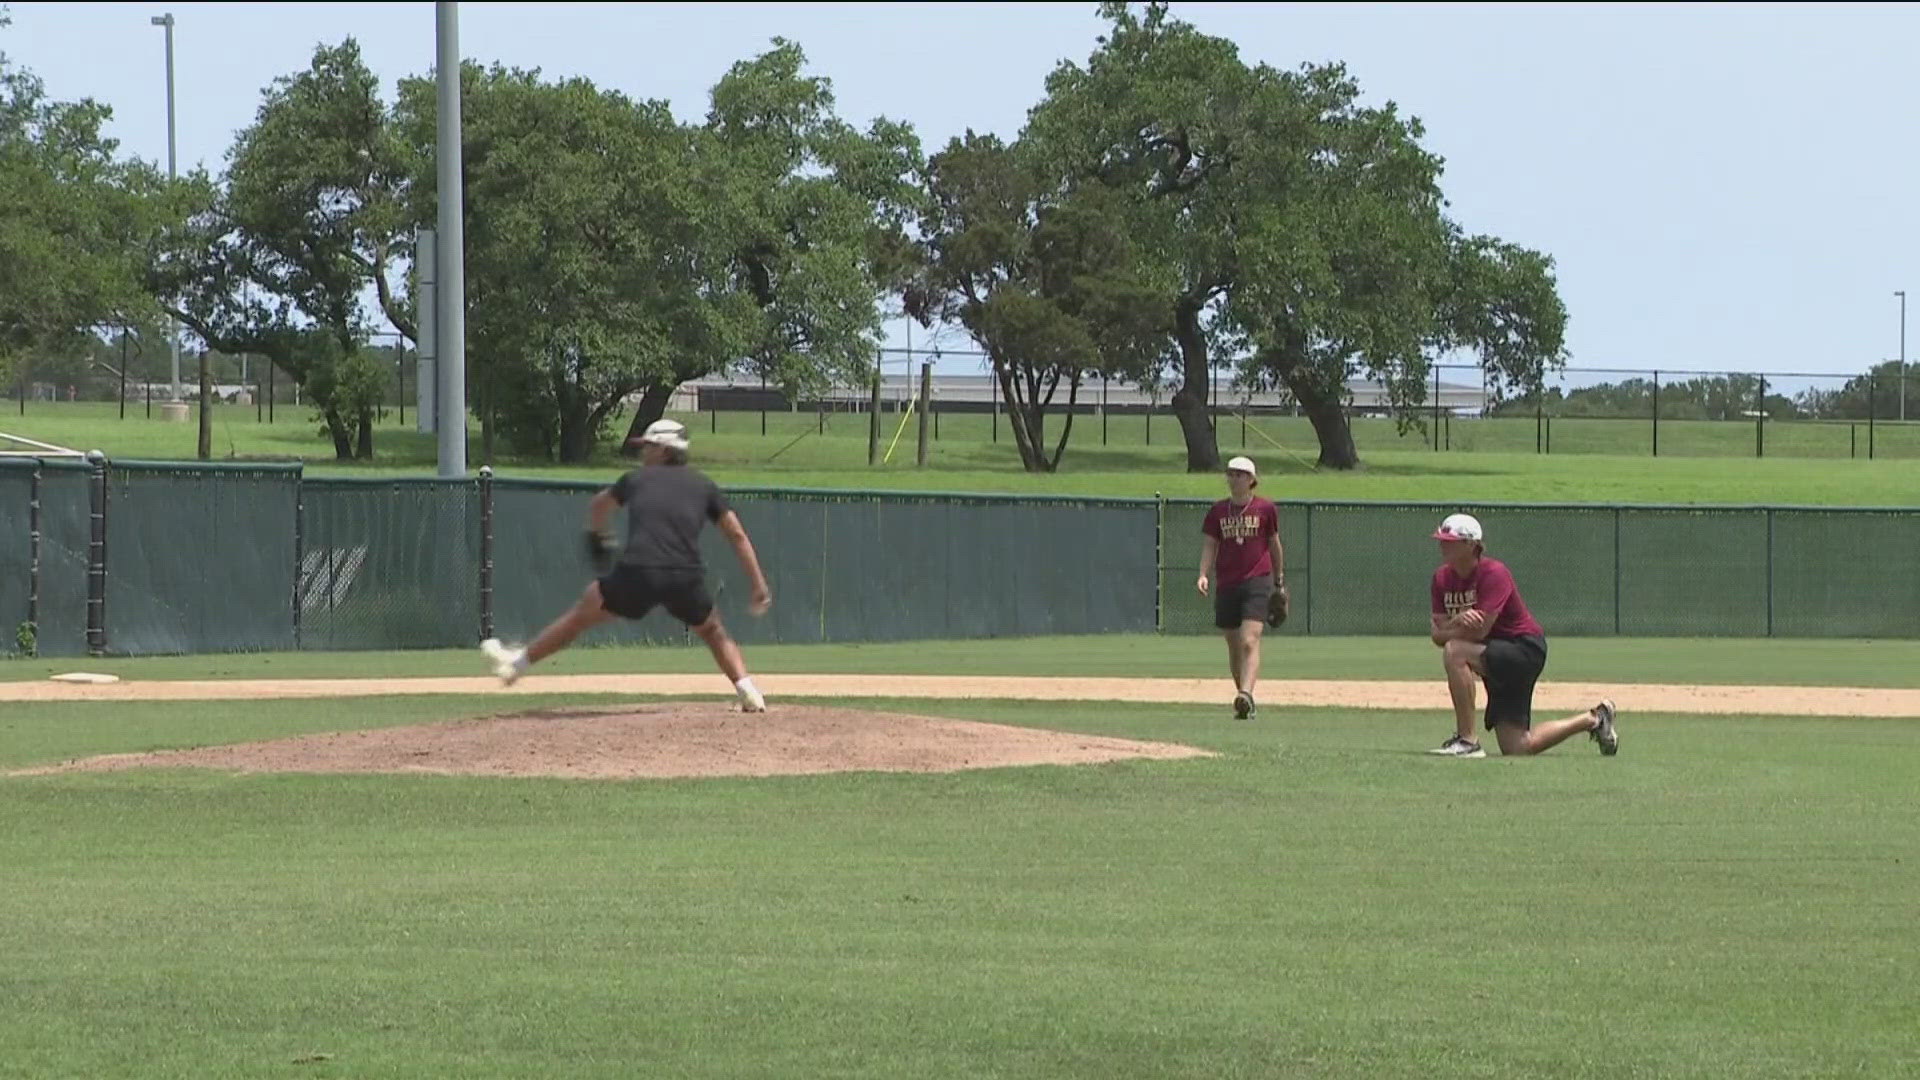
[
  {"xmin": 435, "ymin": 2, "xmax": 468, "ymax": 477},
  {"xmin": 150, "ymin": 13, "xmax": 181, "ymax": 403}
]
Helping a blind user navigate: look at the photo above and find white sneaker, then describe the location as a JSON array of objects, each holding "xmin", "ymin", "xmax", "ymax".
[
  {"xmin": 1428, "ymin": 735, "xmax": 1486, "ymax": 758},
  {"xmin": 480, "ymin": 638, "xmax": 526, "ymax": 686},
  {"xmin": 737, "ymin": 686, "xmax": 767, "ymax": 713}
]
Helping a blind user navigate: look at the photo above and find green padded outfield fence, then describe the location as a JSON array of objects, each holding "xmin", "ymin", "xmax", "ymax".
[{"xmin": 2, "ymin": 457, "xmax": 1916, "ymax": 657}]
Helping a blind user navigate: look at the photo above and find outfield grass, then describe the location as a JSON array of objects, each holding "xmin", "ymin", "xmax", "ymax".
[
  {"xmin": 7, "ymin": 634, "xmax": 1920, "ymax": 688},
  {"xmin": 3, "ymin": 693, "xmax": 1916, "ymax": 1078},
  {"xmin": 7, "ymin": 401, "xmax": 1920, "ymax": 506}
]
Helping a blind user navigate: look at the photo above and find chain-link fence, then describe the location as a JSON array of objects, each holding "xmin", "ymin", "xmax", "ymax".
[
  {"xmin": 1155, "ymin": 499, "xmax": 1920, "ymax": 639},
  {"xmin": 667, "ymin": 355, "xmax": 1920, "ymax": 463},
  {"xmin": 4, "ymin": 458, "xmax": 1918, "ymax": 658},
  {"xmin": 14, "ymin": 344, "xmax": 1917, "ymax": 464}
]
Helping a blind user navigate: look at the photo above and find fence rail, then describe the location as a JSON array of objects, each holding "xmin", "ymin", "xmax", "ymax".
[{"xmin": 3, "ymin": 458, "xmax": 1917, "ymax": 658}]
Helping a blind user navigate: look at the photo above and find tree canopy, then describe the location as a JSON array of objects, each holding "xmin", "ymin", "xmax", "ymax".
[
  {"xmin": 1, "ymin": 16, "xmax": 178, "ymax": 389},
  {"xmin": 1021, "ymin": 1, "xmax": 1568, "ymax": 470},
  {"xmin": 8, "ymin": 4, "xmax": 1596, "ymax": 474}
]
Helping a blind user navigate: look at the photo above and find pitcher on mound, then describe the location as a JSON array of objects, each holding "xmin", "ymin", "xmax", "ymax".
[{"xmin": 481, "ymin": 418, "xmax": 773, "ymax": 712}]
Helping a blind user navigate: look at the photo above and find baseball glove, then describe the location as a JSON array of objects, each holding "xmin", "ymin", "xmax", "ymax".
[
  {"xmin": 1265, "ymin": 580, "xmax": 1290, "ymax": 628},
  {"xmin": 584, "ymin": 528, "xmax": 616, "ymax": 574}
]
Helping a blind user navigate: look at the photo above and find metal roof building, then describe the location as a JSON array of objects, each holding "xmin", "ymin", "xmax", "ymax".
[{"xmin": 675, "ymin": 370, "xmax": 1493, "ymax": 416}]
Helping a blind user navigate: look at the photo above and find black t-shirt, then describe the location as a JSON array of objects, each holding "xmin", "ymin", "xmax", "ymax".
[{"xmin": 608, "ymin": 465, "xmax": 731, "ymax": 570}]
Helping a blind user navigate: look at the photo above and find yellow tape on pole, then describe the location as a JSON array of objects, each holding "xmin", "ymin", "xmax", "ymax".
[
  {"xmin": 883, "ymin": 397, "xmax": 918, "ymax": 464},
  {"xmin": 1241, "ymin": 414, "xmax": 1320, "ymax": 471}
]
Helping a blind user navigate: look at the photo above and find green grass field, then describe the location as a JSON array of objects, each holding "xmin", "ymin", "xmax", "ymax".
[
  {"xmin": 4, "ymin": 676, "xmax": 1917, "ymax": 1078},
  {"xmin": 6, "ymin": 398, "xmax": 1917, "ymax": 1074},
  {"xmin": 7, "ymin": 401, "xmax": 1920, "ymax": 506}
]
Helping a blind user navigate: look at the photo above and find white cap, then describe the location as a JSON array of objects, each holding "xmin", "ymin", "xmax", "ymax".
[
  {"xmin": 1432, "ymin": 513, "xmax": 1483, "ymax": 542},
  {"xmin": 632, "ymin": 418, "xmax": 690, "ymax": 452},
  {"xmin": 1225, "ymin": 455, "xmax": 1257, "ymax": 477}
]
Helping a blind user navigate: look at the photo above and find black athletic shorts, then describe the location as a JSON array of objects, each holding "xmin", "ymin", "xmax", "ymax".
[
  {"xmin": 597, "ymin": 565, "xmax": 714, "ymax": 626},
  {"xmin": 1214, "ymin": 574, "xmax": 1274, "ymax": 630},
  {"xmin": 1482, "ymin": 634, "xmax": 1548, "ymax": 730}
]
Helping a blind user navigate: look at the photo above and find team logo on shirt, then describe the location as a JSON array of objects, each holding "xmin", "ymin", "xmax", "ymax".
[
  {"xmin": 1442, "ymin": 589, "xmax": 1477, "ymax": 617},
  {"xmin": 1219, "ymin": 512, "xmax": 1265, "ymax": 546}
]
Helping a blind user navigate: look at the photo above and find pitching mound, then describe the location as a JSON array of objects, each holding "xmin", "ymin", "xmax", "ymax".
[{"xmin": 10, "ymin": 702, "xmax": 1215, "ymax": 781}]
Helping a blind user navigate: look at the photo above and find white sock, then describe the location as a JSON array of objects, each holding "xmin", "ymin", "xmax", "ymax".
[
  {"xmin": 734, "ymin": 677, "xmax": 758, "ymax": 697},
  {"xmin": 511, "ymin": 652, "xmax": 530, "ymax": 673}
]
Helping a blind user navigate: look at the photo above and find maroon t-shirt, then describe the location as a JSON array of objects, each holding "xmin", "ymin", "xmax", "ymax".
[
  {"xmin": 1431, "ymin": 557, "xmax": 1544, "ymax": 640},
  {"xmin": 1203, "ymin": 497, "xmax": 1280, "ymax": 585}
]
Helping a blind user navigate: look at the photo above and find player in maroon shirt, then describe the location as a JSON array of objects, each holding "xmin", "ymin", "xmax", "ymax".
[
  {"xmin": 1427, "ymin": 513, "xmax": 1619, "ymax": 758},
  {"xmin": 1198, "ymin": 456, "xmax": 1285, "ymax": 719}
]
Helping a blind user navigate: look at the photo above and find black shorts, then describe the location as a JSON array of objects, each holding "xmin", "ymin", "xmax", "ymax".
[
  {"xmin": 1214, "ymin": 574, "xmax": 1274, "ymax": 630},
  {"xmin": 597, "ymin": 565, "xmax": 714, "ymax": 626},
  {"xmin": 1482, "ymin": 634, "xmax": 1548, "ymax": 730}
]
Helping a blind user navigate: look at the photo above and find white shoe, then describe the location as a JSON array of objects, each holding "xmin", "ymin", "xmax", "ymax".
[
  {"xmin": 480, "ymin": 638, "xmax": 525, "ymax": 686},
  {"xmin": 737, "ymin": 686, "xmax": 767, "ymax": 713},
  {"xmin": 1428, "ymin": 735, "xmax": 1486, "ymax": 758}
]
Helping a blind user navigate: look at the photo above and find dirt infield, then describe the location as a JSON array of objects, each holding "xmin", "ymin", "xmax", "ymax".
[
  {"xmin": 9, "ymin": 701, "xmax": 1215, "ymax": 780},
  {"xmin": 4, "ymin": 672, "xmax": 1919, "ymax": 717},
  {"xmin": 6, "ymin": 672, "xmax": 1914, "ymax": 782}
]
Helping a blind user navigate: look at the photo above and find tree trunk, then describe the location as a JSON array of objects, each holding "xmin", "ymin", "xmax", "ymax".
[
  {"xmin": 355, "ymin": 413, "xmax": 374, "ymax": 460},
  {"xmin": 480, "ymin": 367, "xmax": 494, "ymax": 465},
  {"xmin": 196, "ymin": 352, "xmax": 213, "ymax": 460},
  {"xmin": 323, "ymin": 407, "xmax": 353, "ymax": 461},
  {"xmin": 558, "ymin": 394, "xmax": 594, "ymax": 464},
  {"xmin": 1274, "ymin": 340, "xmax": 1367, "ymax": 466},
  {"xmin": 585, "ymin": 388, "xmax": 634, "ymax": 463},
  {"xmin": 1171, "ymin": 297, "xmax": 1219, "ymax": 472},
  {"xmin": 994, "ymin": 363, "xmax": 1047, "ymax": 472},
  {"xmin": 1046, "ymin": 371, "xmax": 1081, "ymax": 471},
  {"xmin": 619, "ymin": 382, "xmax": 677, "ymax": 458},
  {"xmin": 1290, "ymin": 380, "xmax": 1367, "ymax": 468}
]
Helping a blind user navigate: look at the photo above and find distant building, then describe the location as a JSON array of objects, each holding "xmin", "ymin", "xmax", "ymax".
[{"xmin": 669, "ymin": 369, "xmax": 1491, "ymax": 416}]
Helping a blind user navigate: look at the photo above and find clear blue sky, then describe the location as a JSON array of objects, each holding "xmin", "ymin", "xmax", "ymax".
[{"xmin": 6, "ymin": 1, "xmax": 1917, "ymax": 395}]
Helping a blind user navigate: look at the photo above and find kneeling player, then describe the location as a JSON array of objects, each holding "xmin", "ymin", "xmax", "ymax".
[{"xmin": 1426, "ymin": 513, "xmax": 1617, "ymax": 758}]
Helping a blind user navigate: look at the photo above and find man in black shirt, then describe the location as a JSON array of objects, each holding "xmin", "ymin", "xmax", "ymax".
[{"xmin": 481, "ymin": 418, "xmax": 773, "ymax": 711}]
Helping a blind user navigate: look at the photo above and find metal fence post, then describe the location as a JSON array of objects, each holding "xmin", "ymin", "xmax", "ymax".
[
  {"xmin": 915, "ymin": 362, "xmax": 931, "ymax": 468},
  {"xmin": 1153, "ymin": 492, "xmax": 1164, "ymax": 633},
  {"xmin": 26, "ymin": 460, "xmax": 42, "ymax": 656},
  {"xmin": 479, "ymin": 465, "xmax": 495, "ymax": 642},
  {"xmin": 1613, "ymin": 507, "xmax": 1623, "ymax": 635},
  {"xmin": 1432, "ymin": 365, "xmax": 1441, "ymax": 451},
  {"xmin": 292, "ymin": 464, "xmax": 304, "ymax": 649},
  {"xmin": 1303, "ymin": 502, "xmax": 1314, "ymax": 636},
  {"xmin": 1755, "ymin": 375, "xmax": 1766, "ymax": 458},
  {"xmin": 868, "ymin": 370, "xmax": 882, "ymax": 465},
  {"xmin": 85, "ymin": 450, "xmax": 108, "ymax": 656},
  {"xmin": 1765, "ymin": 509, "xmax": 1775, "ymax": 637},
  {"xmin": 1868, "ymin": 374, "xmax": 1877, "ymax": 459},
  {"xmin": 1652, "ymin": 370, "xmax": 1661, "ymax": 457}
]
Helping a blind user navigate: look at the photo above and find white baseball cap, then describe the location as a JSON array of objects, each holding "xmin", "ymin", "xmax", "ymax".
[
  {"xmin": 1432, "ymin": 513, "xmax": 1483, "ymax": 542},
  {"xmin": 1225, "ymin": 456, "xmax": 1257, "ymax": 477},
  {"xmin": 632, "ymin": 418, "xmax": 690, "ymax": 452}
]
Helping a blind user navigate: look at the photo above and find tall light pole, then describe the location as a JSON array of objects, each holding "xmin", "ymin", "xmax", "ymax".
[
  {"xmin": 435, "ymin": 2, "xmax": 467, "ymax": 476},
  {"xmin": 150, "ymin": 13, "xmax": 181, "ymax": 404},
  {"xmin": 1897, "ymin": 290, "xmax": 1907, "ymax": 422}
]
